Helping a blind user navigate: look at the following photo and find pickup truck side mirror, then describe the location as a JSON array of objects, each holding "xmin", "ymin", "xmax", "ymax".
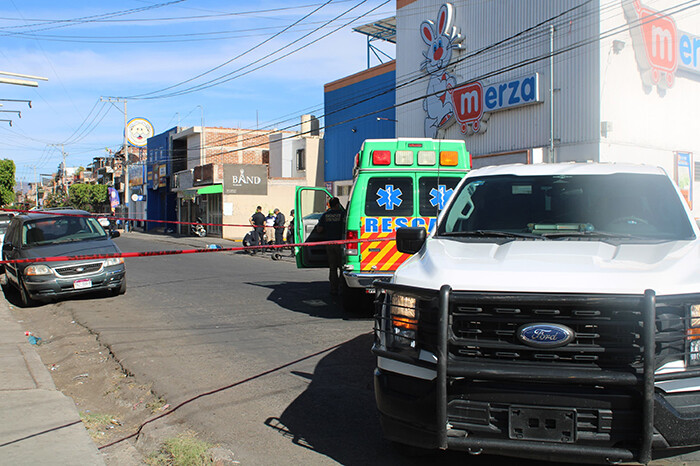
[{"xmin": 396, "ymin": 227, "xmax": 426, "ymax": 255}]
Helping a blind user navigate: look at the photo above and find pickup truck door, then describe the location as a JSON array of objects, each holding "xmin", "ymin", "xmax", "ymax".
[{"xmin": 294, "ymin": 186, "xmax": 332, "ymax": 268}]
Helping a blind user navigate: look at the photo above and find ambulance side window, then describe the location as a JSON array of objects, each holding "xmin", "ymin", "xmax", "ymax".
[
  {"xmin": 365, "ymin": 177, "xmax": 413, "ymax": 216},
  {"xmin": 418, "ymin": 177, "xmax": 461, "ymax": 216}
]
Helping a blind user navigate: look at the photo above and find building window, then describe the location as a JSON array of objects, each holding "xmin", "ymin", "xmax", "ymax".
[
  {"xmin": 262, "ymin": 150, "xmax": 270, "ymax": 164},
  {"xmin": 296, "ymin": 149, "xmax": 305, "ymax": 171},
  {"xmin": 695, "ymin": 162, "xmax": 700, "ymax": 181}
]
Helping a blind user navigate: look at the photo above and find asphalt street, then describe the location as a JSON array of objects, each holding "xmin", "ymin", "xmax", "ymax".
[{"xmin": 38, "ymin": 233, "xmax": 599, "ymax": 465}]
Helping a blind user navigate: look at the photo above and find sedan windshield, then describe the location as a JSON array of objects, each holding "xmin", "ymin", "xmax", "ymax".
[
  {"xmin": 22, "ymin": 216, "xmax": 107, "ymax": 246},
  {"xmin": 438, "ymin": 173, "xmax": 696, "ymax": 241}
]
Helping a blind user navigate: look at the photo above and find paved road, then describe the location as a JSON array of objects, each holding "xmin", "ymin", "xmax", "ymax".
[{"xmin": 38, "ymin": 234, "xmax": 597, "ymax": 465}]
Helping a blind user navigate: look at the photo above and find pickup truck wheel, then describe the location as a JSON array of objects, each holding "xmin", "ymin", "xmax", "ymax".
[{"xmin": 341, "ymin": 278, "xmax": 375, "ymax": 315}]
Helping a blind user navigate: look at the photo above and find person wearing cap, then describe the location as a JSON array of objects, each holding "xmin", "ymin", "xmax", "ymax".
[{"xmin": 273, "ymin": 208, "xmax": 286, "ymax": 245}]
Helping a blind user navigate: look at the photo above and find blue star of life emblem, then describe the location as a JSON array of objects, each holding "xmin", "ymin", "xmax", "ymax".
[
  {"xmin": 429, "ymin": 185, "xmax": 453, "ymax": 209},
  {"xmin": 377, "ymin": 185, "xmax": 403, "ymax": 210}
]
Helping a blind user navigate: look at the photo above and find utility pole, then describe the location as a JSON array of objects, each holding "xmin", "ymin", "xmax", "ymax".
[
  {"xmin": 33, "ymin": 165, "xmax": 37, "ymax": 207},
  {"xmin": 48, "ymin": 143, "xmax": 67, "ymax": 194},
  {"xmin": 101, "ymin": 97, "xmax": 129, "ymax": 232}
]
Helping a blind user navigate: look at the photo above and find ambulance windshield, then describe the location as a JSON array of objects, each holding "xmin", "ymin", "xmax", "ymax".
[{"xmin": 438, "ymin": 173, "xmax": 695, "ymax": 241}]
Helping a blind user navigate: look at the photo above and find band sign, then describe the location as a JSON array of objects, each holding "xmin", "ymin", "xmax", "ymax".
[{"xmin": 223, "ymin": 164, "xmax": 267, "ymax": 195}]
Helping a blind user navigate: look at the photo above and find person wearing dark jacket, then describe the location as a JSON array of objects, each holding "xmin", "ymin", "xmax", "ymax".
[
  {"xmin": 315, "ymin": 197, "xmax": 346, "ymax": 295},
  {"xmin": 273, "ymin": 208, "xmax": 285, "ymax": 245},
  {"xmin": 249, "ymin": 206, "xmax": 265, "ymax": 247}
]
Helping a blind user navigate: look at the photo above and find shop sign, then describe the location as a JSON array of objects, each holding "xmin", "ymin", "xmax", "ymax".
[
  {"xmin": 129, "ymin": 164, "xmax": 145, "ymax": 186},
  {"xmin": 675, "ymin": 151, "xmax": 693, "ymax": 209},
  {"xmin": 126, "ymin": 118, "xmax": 154, "ymax": 147},
  {"xmin": 418, "ymin": 3, "xmax": 541, "ymax": 136},
  {"xmin": 223, "ymin": 164, "xmax": 267, "ymax": 195},
  {"xmin": 158, "ymin": 165, "xmax": 167, "ymax": 188},
  {"xmin": 623, "ymin": 0, "xmax": 700, "ymax": 91},
  {"xmin": 151, "ymin": 164, "xmax": 160, "ymax": 189},
  {"xmin": 450, "ymin": 74, "xmax": 541, "ymax": 134},
  {"xmin": 419, "ymin": 3, "xmax": 463, "ymax": 138}
]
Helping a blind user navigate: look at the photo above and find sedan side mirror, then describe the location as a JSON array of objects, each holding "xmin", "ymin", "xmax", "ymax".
[
  {"xmin": 110, "ymin": 230, "xmax": 120, "ymax": 239},
  {"xmin": 396, "ymin": 227, "xmax": 426, "ymax": 255}
]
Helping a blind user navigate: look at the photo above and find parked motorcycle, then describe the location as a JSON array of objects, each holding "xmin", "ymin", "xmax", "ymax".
[{"xmin": 191, "ymin": 217, "xmax": 207, "ymax": 237}]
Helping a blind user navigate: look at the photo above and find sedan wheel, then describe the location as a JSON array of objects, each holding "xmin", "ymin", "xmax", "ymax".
[{"xmin": 18, "ymin": 278, "xmax": 35, "ymax": 308}]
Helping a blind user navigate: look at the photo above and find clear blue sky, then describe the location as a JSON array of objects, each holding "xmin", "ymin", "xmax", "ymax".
[{"xmin": 0, "ymin": 0, "xmax": 395, "ymax": 184}]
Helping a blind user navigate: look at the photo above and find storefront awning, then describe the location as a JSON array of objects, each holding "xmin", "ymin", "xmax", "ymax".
[{"xmin": 197, "ymin": 184, "xmax": 222, "ymax": 195}]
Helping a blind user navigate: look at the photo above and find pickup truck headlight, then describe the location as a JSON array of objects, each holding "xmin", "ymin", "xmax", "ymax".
[
  {"xmin": 688, "ymin": 304, "xmax": 700, "ymax": 364},
  {"xmin": 25, "ymin": 264, "xmax": 53, "ymax": 276},
  {"xmin": 389, "ymin": 293, "xmax": 418, "ymax": 349},
  {"xmin": 104, "ymin": 257, "xmax": 124, "ymax": 267}
]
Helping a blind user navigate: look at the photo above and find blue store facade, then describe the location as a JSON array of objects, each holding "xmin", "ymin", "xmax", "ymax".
[
  {"xmin": 146, "ymin": 128, "xmax": 179, "ymax": 232},
  {"xmin": 323, "ymin": 61, "xmax": 396, "ymax": 204}
]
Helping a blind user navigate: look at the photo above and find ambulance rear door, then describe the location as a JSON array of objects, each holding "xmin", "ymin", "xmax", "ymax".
[{"xmin": 294, "ymin": 186, "xmax": 332, "ymax": 268}]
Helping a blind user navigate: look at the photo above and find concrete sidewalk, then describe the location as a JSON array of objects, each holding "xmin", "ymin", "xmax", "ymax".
[{"xmin": 0, "ymin": 298, "xmax": 104, "ymax": 465}]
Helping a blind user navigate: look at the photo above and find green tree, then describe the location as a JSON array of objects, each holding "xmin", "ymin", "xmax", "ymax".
[
  {"xmin": 68, "ymin": 183, "xmax": 108, "ymax": 212},
  {"xmin": 0, "ymin": 159, "xmax": 16, "ymax": 206},
  {"xmin": 44, "ymin": 192, "xmax": 69, "ymax": 208}
]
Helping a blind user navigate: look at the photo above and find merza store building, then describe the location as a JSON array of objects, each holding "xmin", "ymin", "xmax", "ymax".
[{"xmin": 395, "ymin": 0, "xmax": 700, "ymax": 214}]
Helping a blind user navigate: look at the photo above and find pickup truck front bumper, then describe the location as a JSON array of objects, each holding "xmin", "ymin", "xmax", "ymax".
[{"xmin": 372, "ymin": 284, "xmax": 700, "ymax": 464}]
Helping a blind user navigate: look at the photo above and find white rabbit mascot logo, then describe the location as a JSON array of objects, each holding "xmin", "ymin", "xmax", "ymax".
[{"xmin": 420, "ymin": 3, "xmax": 463, "ymax": 138}]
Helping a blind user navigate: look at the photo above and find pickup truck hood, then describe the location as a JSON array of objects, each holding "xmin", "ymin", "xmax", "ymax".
[{"xmin": 393, "ymin": 238, "xmax": 700, "ymax": 296}]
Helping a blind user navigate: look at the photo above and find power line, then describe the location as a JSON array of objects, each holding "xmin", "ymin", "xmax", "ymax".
[
  {"xmin": 124, "ymin": 0, "xmax": 381, "ymax": 99},
  {"xmin": 0, "ymin": 0, "xmax": 187, "ymax": 35},
  {"xmin": 0, "ymin": 1, "xmax": 358, "ymax": 26},
  {"xmin": 126, "ymin": 0, "xmax": 337, "ymax": 98},
  {"xmin": 153, "ymin": 0, "xmax": 700, "ymax": 167}
]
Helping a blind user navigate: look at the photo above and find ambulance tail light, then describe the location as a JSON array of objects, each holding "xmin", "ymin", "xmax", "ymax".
[
  {"xmin": 440, "ymin": 150, "xmax": 459, "ymax": 166},
  {"xmin": 372, "ymin": 150, "xmax": 391, "ymax": 165},
  {"xmin": 345, "ymin": 230, "xmax": 359, "ymax": 255}
]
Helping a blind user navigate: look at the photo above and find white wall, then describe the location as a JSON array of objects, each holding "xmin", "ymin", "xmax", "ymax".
[
  {"xmin": 396, "ymin": 0, "xmax": 600, "ymax": 159},
  {"xmin": 599, "ymin": 0, "xmax": 700, "ymax": 215}
]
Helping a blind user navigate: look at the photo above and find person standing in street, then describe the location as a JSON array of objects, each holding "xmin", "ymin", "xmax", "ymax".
[
  {"xmin": 273, "ymin": 208, "xmax": 285, "ymax": 245},
  {"xmin": 315, "ymin": 197, "xmax": 346, "ymax": 295},
  {"xmin": 249, "ymin": 206, "xmax": 265, "ymax": 247},
  {"xmin": 287, "ymin": 209, "xmax": 295, "ymax": 244}
]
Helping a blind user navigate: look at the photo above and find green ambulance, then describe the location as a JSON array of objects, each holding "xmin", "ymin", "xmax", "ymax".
[{"xmin": 294, "ymin": 138, "xmax": 471, "ymax": 313}]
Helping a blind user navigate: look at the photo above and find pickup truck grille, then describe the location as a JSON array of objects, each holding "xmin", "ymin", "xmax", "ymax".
[{"xmin": 420, "ymin": 293, "xmax": 646, "ymax": 370}]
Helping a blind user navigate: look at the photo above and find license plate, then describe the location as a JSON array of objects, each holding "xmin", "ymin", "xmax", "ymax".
[
  {"xmin": 73, "ymin": 278, "xmax": 92, "ymax": 290},
  {"xmin": 509, "ymin": 406, "xmax": 576, "ymax": 443}
]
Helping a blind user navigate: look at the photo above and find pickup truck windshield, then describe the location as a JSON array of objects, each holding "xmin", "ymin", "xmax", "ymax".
[{"xmin": 438, "ymin": 173, "xmax": 696, "ymax": 241}]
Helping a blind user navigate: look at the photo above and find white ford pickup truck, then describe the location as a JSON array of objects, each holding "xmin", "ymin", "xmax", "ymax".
[{"xmin": 373, "ymin": 163, "xmax": 700, "ymax": 464}]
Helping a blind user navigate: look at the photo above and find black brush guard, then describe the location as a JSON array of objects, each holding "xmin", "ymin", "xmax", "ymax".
[{"xmin": 373, "ymin": 283, "xmax": 700, "ymax": 464}]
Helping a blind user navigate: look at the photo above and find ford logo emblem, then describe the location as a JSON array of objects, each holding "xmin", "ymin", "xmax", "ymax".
[{"xmin": 517, "ymin": 323, "xmax": 574, "ymax": 348}]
